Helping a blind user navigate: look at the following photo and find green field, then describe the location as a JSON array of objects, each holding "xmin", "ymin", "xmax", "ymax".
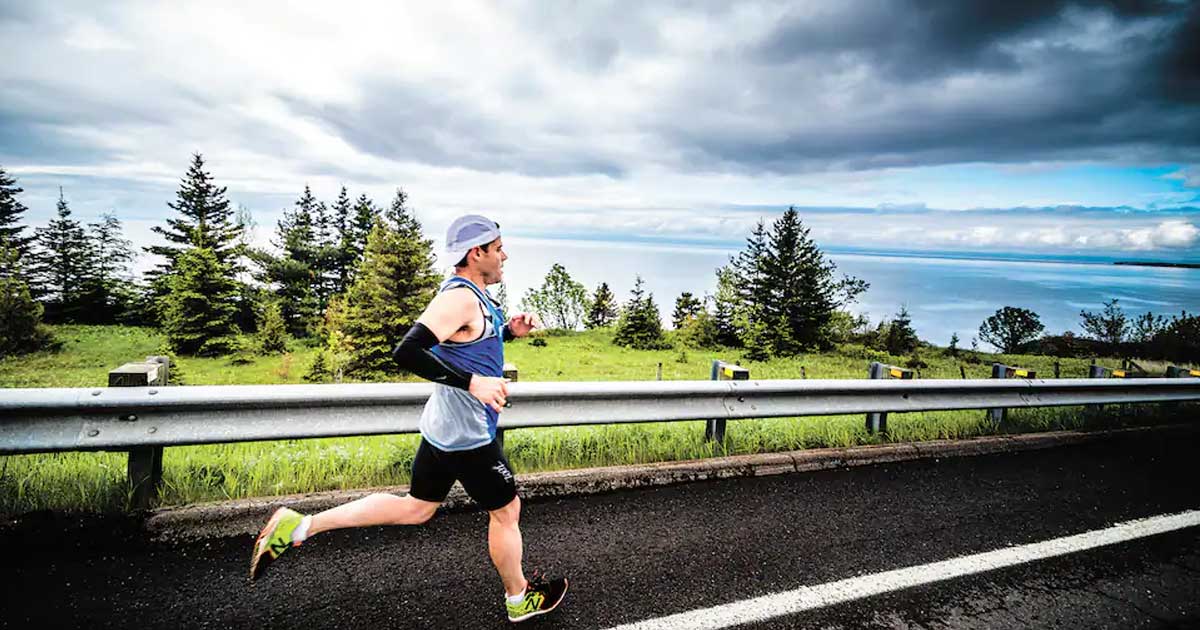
[{"xmin": 0, "ymin": 325, "xmax": 1188, "ymax": 514}]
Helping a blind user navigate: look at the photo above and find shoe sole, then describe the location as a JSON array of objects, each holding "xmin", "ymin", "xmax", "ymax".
[
  {"xmin": 509, "ymin": 578, "xmax": 569, "ymax": 623},
  {"xmin": 249, "ymin": 507, "xmax": 290, "ymax": 580}
]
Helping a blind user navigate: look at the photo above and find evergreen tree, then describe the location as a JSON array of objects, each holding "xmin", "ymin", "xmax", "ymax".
[
  {"xmin": 712, "ymin": 265, "xmax": 743, "ymax": 346},
  {"xmin": 672, "ymin": 291, "xmax": 703, "ymax": 329},
  {"xmin": 884, "ymin": 305, "xmax": 920, "ymax": 355},
  {"xmin": 251, "ymin": 186, "xmax": 321, "ymax": 336},
  {"xmin": 340, "ymin": 193, "xmax": 378, "ymax": 286},
  {"xmin": 0, "ymin": 246, "xmax": 54, "ymax": 357},
  {"xmin": 946, "ymin": 332, "xmax": 960, "ymax": 357},
  {"xmin": 329, "ymin": 186, "xmax": 354, "ymax": 294},
  {"xmin": 145, "ymin": 154, "xmax": 244, "ymax": 325},
  {"xmin": 731, "ymin": 220, "xmax": 772, "ymax": 323},
  {"xmin": 0, "ymin": 166, "xmax": 33, "ymax": 261},
  {"xmin": 763, "ymin": 207, "xmax": 865, "ymax": 354},
  {"xmin": 519, "ymin": 263, "xmax": 588, "ymax": 330},
  {"xmin": 29, "ymin": 189, "xmax": 91, "ymax": 321},
  {"xmin": 613, "ymin": 276, "xmax": 670, "ymax": 350},
  {"xmin": 338, "ymin": 198, "xmax": 439, "ymax": 378},
  {"xmin": 310, "ymin": 198, "xmax": 340, "ymax": 311},
  {"xmin": 163, "ymin": 247, "xmax": 240, "ymax": 356},
  {"xmin": 78, "ymin": 211, "xmax": 137, "ymax": 323},
  {"xmin": 585, "ymin": 281, "xmax": 618, "ymax": 329},
  {"xmin": 257, "ymin": 300, "xmax": 289, "ymax": 354},
  {"xmin": 146, "ymin": 153, "xmax": 244, "ymax": 274}
]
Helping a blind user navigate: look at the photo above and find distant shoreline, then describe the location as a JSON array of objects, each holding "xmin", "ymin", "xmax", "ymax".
[{"xmin": 1113, "ymin": 261, "xmax": 1200, "ymax": 269}]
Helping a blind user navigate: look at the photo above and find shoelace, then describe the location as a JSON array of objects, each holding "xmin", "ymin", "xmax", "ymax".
[{"xmin": 525, "ymin": 570, "xmax": 550, "ymax": 594}]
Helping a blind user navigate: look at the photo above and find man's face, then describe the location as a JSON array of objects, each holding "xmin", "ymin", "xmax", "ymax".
[{"xmin": 474, "ymin": 237, "xmax": 507, "ymax": 284}]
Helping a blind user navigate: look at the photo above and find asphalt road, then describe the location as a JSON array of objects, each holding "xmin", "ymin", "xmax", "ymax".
[{"xmin": 4, "ymin": 429, "xmax": 1200, "ymax": 629}]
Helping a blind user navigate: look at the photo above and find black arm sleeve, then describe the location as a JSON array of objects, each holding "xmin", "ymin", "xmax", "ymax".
[
  {"xmin": 392, "ymin": 322, "xmax": 473, "ymax": 390},
  {"xmin": 501, "ymin": 323, "xmax": 515, "ymax": 342}
]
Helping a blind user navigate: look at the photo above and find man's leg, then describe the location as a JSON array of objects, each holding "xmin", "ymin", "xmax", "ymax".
[
  {"xmin": 488, "ymin": 495, "xmax": 526, "ymax": 596},
  {"xmin": 308, "ymin": 493, "xmax": 439, "ymax": 536},
  {"xmin": 250, "ymin": 438, "xmax": 453, "ymax": 580}
]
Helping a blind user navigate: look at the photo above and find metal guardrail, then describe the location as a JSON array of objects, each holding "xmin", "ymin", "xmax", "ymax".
[{"xmin": 3, "ymin": 378, "xmax": 1200, "ymax": 455}]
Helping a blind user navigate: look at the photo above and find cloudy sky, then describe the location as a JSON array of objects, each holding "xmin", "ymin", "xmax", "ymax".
[{"xmin": 2, "ymin": 0, "xmax": 1199, "ymax": 266}]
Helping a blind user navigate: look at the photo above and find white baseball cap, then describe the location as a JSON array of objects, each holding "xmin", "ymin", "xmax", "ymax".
[{"xmin": 445, "ymin": 214, "xmax": 501, "ymax": 261}]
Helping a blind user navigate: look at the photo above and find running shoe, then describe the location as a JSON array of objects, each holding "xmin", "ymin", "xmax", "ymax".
[
  {"xmin": 507, "ymin": 571, "xmax": 568, "ymax": 623},
  {"xmin": 249, "ymin": 507, "xmax": 305, "ymax": 580}
]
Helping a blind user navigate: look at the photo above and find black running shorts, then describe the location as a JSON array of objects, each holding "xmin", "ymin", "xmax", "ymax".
[{"xmin": 409, "ymin": 437, "xmax": 518, "ymax": 511}]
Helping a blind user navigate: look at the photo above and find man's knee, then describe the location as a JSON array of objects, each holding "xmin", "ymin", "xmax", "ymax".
[
  {"xmin": 489, "ymin": 495, "xmax": 521, "ymax": 526},
  {"xmin": 399, "ymin": 494, "xmax": 439, "ymax": 524}
]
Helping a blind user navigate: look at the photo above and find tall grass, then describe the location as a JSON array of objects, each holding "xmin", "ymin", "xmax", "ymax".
[{"xmin": 0, "ymin": 325, "xmax": 1190, "ymax": 514}]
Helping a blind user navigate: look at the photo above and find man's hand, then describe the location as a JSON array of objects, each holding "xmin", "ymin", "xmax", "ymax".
[
  {"xmin": 469, "ymin": 375, "xmax": 509, "ymax": 412},
  {"xmin": 506, "ymin": 313, "xmax": 541, "ymax": 338}
]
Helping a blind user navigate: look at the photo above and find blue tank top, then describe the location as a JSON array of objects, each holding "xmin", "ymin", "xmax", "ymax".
[{"xmin": 417, "ymin": 276, "xmax": 506, "ymax": 451}]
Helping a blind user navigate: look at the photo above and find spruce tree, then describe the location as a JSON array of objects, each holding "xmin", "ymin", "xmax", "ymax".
[
  {"xmin": 884, "ymin": 305, "xmax": 920, "ymax": 355},
  {"xmin": 0, "ymin": 246, "xmax": 54, "ymax": 357},
  {"xmin": 613, "ymin": 276, "xmax": 670, "ymax": 350},
  {"xmin": 672, "ymin": 291, "xmax": 703, "ymax": 329},
  {"xmin": 147, "ymin": 153, "xmax": 243, "ymax": 274},
  {"xmin": 310, "ymin": 198, "xmax": 340, "ymax": 312},
  {"xmin": 29, "ymin": 189, "xmax": 91, "ymax": 321},
  {"xmin": 78, "ymin": 211, "xmax": 136, "ymax": 323},
  {"xmin": 339, "ymin": 194, "xmax": 439, "ymax": 378},
  {"xmin": 163, "ymin": 247, "xmax": 240, "ymax": 356},
  {"xmin": 145, "ymin": 154, "xmax": 244, "ymax": 325},
  {"xmin": 341, "ymin": 193, "xmax": 378, "ymax": 286},
  {"xmin": 763, "ymin": 207, "xmax": 867, "ymax": 354},
  {"xmin": 712, "ymin": 265, "xmax": 743, "ymax": 346},
  {"xmin": 0, "ymin": 166, "xmax": 33, "ymax": 261},
  {"xmin": 252, "ymin": 186, "xmax": 321, "ymax": 336},
  {"xmin": 257, "ymin": 300, "xmax": 289, "ymax": 354},
  {"xmin": 330, "ymin": 186, "xmax": 354, "ymax": 294},
  {"xmin": 585, "ymin": 281, "xmax": 618, "ymax": 329},
  {"xmin": 731, "ymin": 220, "xmax": 773, "ymax": 322}
]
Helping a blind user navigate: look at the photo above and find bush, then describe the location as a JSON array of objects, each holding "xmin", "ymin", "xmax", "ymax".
[
  {"xmin": 304, "ymin": 348, "xmax": 332, "ymax": 382},
  {"xmin": 673, "ymin": 310, "xmax": 720, "ymax": 349},
  {"xmin": 257, "ymin": 301, "xmax": 289, "ymax": 354},
  {"xmin": 530, "ymin": 338, "xmax": 548, "ymax": 348},
  {"xmin": 0, "ymin": 267, "xmax": 56, "ymax": 357}
]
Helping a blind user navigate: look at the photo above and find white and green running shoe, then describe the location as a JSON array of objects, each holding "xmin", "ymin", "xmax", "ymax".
[
  {"xmin": 507, "ymin": 571, "xmax": 568, "ymax": 623},
  {"xmin": 249, "ymin": 507, "xmax": 305, "ymax": 580}
]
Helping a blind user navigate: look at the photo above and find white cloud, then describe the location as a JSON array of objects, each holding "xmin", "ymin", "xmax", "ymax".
[{"xmin": 1165, "ymin": 166, "xmax": 1200, "ymax": 188}]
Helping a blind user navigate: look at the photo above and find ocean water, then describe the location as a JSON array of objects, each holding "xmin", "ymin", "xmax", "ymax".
[{"xmin": 493, "ymin": 237, "xmax": 1200, "ymax": 348}]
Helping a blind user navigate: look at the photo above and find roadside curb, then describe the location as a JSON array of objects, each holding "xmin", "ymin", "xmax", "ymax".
[{"xmin": 145, "ymin": 423, "xmax": 1196, "ymax": 541}]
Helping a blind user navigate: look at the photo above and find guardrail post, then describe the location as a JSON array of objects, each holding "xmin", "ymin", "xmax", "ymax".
[
  {"xmin": 1086, "ymin": 365, "xmax": 1110, "ymax": 419},
  {"xmin": 706, "ymin": 360, "xmax": 748, "ymax": 443},
  {"xmin": 1166, "ymin": 366, "xmax": 1200, "ymax": 378},
  {"xmin": 988, "ymin": 363, "xmax": 1036, "ymax": 427},
  {"xmin": 497, "ymin": 363, "xmax": 518, "ymax": 450},
  {"xmin": 865, "ymin": 362, "xmax": 913, "ymax": 434},
  {"xmin": 988, "ymin": 363, "xmax": 1008, "ymax": 425},
  {"xmin": 110, "ymin": 357, "xmax": 169, "ymax": 510}
]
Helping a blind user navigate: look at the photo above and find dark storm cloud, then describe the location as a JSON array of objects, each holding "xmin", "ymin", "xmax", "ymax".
[{"xmin": 648, "ymin": 0, "xmax": 1200, "ymax": 174}]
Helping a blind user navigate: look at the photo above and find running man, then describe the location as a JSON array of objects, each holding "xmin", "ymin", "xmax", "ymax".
[{"xmin": 249, "ymin": 215, "xmax": 568, "ymax": 623}]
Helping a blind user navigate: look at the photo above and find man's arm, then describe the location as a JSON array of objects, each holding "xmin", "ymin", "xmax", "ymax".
[{"xmin": 392, "ymin": 288, "xmax": 509, "ymax": 411}]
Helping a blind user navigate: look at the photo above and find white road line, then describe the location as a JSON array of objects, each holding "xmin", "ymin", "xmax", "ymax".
[{"xmin": 604, "ymin": 509, "xmax": 1200, "ymax": 630}]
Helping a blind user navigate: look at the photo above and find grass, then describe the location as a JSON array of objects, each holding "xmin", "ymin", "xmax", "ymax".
[{"xmin": 0, "ymin": 325, "xmax": 1192, "ymax": 515}]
